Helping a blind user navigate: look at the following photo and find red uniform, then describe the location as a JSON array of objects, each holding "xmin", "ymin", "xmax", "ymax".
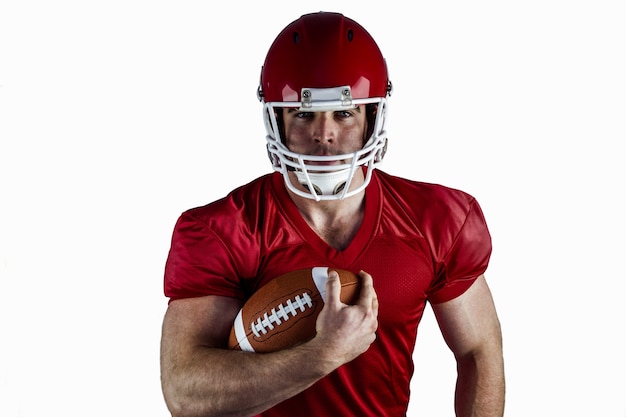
[{"xmin": 164, "ymin": 170, "xmax": 492, "ymax": 416}]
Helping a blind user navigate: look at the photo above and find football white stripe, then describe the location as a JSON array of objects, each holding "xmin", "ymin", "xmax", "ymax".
[
  {"xmin": 312, "ymin": 266, "xmax": 330, "ymax": 303},
  {"xmin": 233, "ymin": 309, "xmax": 255, "ymax": 352}
]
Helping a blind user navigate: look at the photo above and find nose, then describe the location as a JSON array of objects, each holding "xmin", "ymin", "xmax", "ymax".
[{"xmin": 312, "ymin": 113, "xmax": 336, "ymax": 145}]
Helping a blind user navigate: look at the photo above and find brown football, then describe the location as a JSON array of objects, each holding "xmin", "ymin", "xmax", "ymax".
[{"xmin": 227, "ymin": 267, "xmax": 361, "ymax": 353}]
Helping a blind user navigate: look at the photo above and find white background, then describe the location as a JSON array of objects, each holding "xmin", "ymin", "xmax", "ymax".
[{"xmin": 1, "ymin": 1, "xmax": 624, "ymax": 416}]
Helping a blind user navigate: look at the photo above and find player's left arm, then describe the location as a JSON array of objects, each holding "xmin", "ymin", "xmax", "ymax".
[{"xmin": 431, "ymin": 274, "xmax": 505, "ymax": 417}]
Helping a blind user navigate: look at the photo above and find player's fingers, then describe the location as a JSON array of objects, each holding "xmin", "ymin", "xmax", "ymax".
[
  {"xmin": 372, "ymin": 284, "xmax": 379, "ymax": 315},
  {"xmin": 357, "ymin": 270, "xmax": 377, "ymax": 311},
  {"xmin": 324, "ymin": 270, "xmax": 342, "ymax": 309}
]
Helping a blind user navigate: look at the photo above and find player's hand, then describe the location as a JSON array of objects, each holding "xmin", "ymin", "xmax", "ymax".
[{"xmin": 312, "ymin": 270, "xmax": 379, "ymax": 368}]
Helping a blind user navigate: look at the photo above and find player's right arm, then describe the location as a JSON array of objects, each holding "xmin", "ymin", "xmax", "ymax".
[{"xmin": 160, "ymin": 270, "xmax": 378, "ymax": 417}]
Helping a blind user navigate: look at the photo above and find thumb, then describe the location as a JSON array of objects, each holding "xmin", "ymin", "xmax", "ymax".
[{"xmin": 324, "ymin": 270, "xmax": 342, "ymax": 309}]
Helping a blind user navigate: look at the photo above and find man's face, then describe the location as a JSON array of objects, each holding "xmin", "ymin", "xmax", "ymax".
[{"xmin": 281, "ymin": 105, "xmax": 368, "ymax": 164}]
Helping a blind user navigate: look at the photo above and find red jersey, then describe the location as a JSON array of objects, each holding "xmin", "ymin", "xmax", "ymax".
[{"xmin": 164, "ymin": 170, "xmax": 492, "ymax": 416}]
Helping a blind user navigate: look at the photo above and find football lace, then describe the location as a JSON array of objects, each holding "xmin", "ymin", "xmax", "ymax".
[{"xmin": 251, "ymin": 292, "xmax": 313, "ymax": 337}]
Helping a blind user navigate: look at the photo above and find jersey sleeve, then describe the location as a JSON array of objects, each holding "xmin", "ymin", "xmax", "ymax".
[
  {"xmin": 163, "ymin": 210, "xmax": 246, "ymax": 302},
  {"xmin": 426, "ymin": 198, "xmax": 492, "ymax": 304}
]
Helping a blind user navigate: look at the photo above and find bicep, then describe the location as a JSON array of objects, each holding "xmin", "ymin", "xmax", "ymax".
[
  {"xmin": 161, "ymin": 295, "xmax": 243, "ymax": 359},
  {"xmin": 430, "ymin": 275, "xmax": 502, "ymax": 357}
]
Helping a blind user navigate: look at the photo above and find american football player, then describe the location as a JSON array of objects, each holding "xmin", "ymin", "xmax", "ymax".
[{"xmin": 160, "ymin": 12, "xmax": 505, "ymax": 417}]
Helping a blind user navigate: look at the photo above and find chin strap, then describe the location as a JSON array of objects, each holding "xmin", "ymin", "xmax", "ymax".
[{"xmin": 294, "ymin": 168, "xmax": 351, "ymax": 196}]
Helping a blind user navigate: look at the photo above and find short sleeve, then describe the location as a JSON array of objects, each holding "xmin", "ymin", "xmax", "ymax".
[
  {"xmin": 427, "ymin": 199, "xmax": 492, "ymax": 304},
  {"xmin": 164, "ymin": 211, "xmax": 246, "ymax": 302}
]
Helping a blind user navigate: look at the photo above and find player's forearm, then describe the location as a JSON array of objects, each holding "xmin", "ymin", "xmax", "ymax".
[
  {"xmin": 454, "ymin": 348, "xmax": 505, "ymax": 417},
  {"xmin": 162, "ymin": 342, "xmax": 337, "ymax": 417}
]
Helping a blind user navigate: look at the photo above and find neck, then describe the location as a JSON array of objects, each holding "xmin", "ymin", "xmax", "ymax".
[{"xmin": 287, "ymin": 186, "xmax": 366, "ymax": 251}]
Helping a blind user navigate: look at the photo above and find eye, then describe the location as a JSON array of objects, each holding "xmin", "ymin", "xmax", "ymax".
[
  {"xmin": 295, "ymin": 112, "xmax": 313, "ymax": 119},
  {"xmin": 335, "ymin": 110, "xmax": 353, "ymax": 118},
  {"xmin": 285, "ymin": 108, "xmax": 311, "ymax": 118}
]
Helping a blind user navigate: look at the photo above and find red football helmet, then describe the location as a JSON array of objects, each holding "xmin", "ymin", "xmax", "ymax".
[{"xmin": 258, "ymin": 12, "xmax": 392, "ymax": 201}]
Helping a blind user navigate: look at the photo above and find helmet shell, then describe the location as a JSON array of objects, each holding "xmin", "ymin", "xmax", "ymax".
[{"xmin": 260, "ymin": 12, "xmax": 389, "ymax": 103}]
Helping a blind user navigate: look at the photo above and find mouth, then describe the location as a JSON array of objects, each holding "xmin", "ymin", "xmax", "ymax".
[{"xmin": 305, "ymin": 159, "xmax": 340, "ymax": 166}]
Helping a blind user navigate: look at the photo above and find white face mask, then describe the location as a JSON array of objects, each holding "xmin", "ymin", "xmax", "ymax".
[{"xmin": 262, "ymin": 87, "xmax": 389, "ymax": 201}]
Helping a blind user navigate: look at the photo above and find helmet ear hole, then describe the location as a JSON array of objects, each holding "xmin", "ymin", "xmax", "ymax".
[
  {"xmin": 266, "ymin": 144, "xmax": 281, "ymax": 167},
  {"xmin": 347, "ymin": 29, "xmax": 353, "ymax": 41},
  {"xmin": 375, "ymin": 138, "xmax": 388, "ymax": 163}
]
